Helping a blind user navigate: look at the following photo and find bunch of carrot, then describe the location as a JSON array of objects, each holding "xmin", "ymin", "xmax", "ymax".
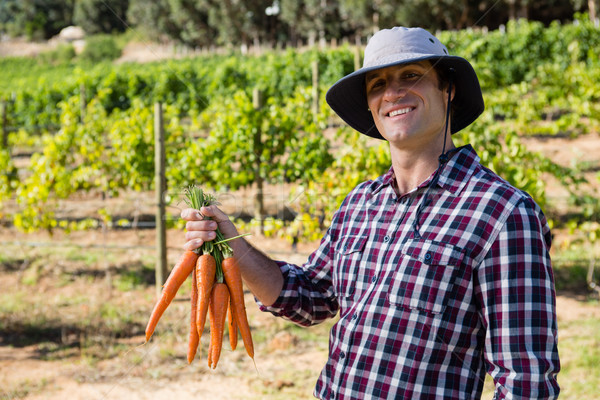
[{"xmin": 144, "ymin": 187, "xmax": 254, "ymax": 369}]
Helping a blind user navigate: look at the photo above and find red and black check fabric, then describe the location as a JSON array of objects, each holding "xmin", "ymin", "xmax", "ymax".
[{"xmin": 258, "ymin": 145, "xmax": 560, "ymax": 399}]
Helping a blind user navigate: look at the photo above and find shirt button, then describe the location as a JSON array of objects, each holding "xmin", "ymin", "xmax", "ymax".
[
  {"xmin": 339, "ymin": 351, "xmax": 346, "ymax": 359},
  {"xmin": 352, "ymin": 313, "xmax": 358, "ymax": 320},
  {"xmin": 371, "ymin": 276, "xmax": 377, "ymax": 283},
  {"xmin": 383, "ymin": 235, "xmax": 391, "ymax": 243},
  {"xmin": 424, "ymin": 252, "xmax": 432, "ymax": 263}
]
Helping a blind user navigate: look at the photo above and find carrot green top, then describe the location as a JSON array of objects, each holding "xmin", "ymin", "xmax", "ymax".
[{"xmin": 183, "ymin": 186, "xmax": 243, "ymax": 282}]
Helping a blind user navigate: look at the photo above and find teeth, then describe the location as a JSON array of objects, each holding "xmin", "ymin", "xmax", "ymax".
[{"xmin": 389, "ymin": 107, "xmax": 412, "ymax": 117}]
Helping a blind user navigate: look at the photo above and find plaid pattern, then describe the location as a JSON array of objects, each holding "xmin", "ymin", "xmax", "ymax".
[{"xmin": 259, "ymin": 145, "xmax": 560, "ymax": 399}]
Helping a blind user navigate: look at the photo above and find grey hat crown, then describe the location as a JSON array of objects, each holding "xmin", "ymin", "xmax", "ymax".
[
  {"xmin": 364, "ymin": 27, "xmax": 449, "ymax": 69},
  {"xmin": 325, "ymin": 26, "xmax": 485, "ymax": 140}
]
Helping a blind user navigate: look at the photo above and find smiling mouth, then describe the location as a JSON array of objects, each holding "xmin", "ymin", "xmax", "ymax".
[{"xmin": 388, "ymin": 107, "xmax": 414, "ymax": 117}]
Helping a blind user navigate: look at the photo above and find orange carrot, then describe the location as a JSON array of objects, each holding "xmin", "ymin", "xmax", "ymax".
[
  {"xmin": 222, "ymin": 257, "xmax": 254, "ymax": 359},
  {"xmin": 208, "ymin": 282, "xmax": 230, "ymax": 369},
  {"xmin": 227, "ymin": 298, "xmax": 238, "ymax": 350},
  {"xmin": 195, "ymin": 254, "xmax": 217, "ymax": 339},
  {"xmin": 187, "ymin": 265, "xmax": 200, "ymax": 364},
  {"xmin": 145, "ymin": 250, "xmax": 199, "ymax": 342}
]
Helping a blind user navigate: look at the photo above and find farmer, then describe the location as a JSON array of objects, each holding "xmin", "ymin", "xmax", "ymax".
[{"xmin": 182, "ymin": 27, "xmax": 560, "ymax": 399}]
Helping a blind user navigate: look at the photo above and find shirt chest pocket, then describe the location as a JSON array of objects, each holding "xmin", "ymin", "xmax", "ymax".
[
  {"xmin": 333, "ymin": 235, "xmax": 368, "ymax": 301},
  {"xmin": 387, "ymin": 239, "xmax": 465, "ymax": 315}
]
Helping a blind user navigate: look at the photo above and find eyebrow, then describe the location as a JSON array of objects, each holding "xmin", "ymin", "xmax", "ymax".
[
  {"xmin": 366, "ymin": 62, "xmax": 430, "ymax": 83},
  {"xmin": 365, "ymin": 71, "xmax": 381, "ymax": 84}
]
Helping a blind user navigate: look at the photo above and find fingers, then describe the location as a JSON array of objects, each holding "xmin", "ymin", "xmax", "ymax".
[
  {"xmin": 183, "ymin": 238, "xmax": 203, "ymax": 252},
  {"xmin": 200, "ymin": 205, "xmax": 230, "ymax": 223},
  {"xmin": 184, "ymin": 225, "xmax": 217, "ymax": 242},
  {"xmin": 185, "ymin": 219, "xmax": 218, "ymax": 233},
  {"xmin": 182, "ymin": 224, "xmax": 217, "ymax": 251},
  {"xmin": 180, "ymin": 205, "xmax": 238, "ymax": 251},
  {"xmin": 180, "ymin": 205, "xmax": 228, "ymax": 223},
  {"xmin": 180, "ymin": 208, "xmax": 203, "ymax": 221}
]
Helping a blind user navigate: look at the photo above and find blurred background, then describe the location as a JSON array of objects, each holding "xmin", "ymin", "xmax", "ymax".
[{"xmin": 0, "ymin": 1, "xmax": 599, "ymax": 399}]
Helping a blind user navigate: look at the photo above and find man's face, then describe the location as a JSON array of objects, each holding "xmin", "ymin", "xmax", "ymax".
[{"xmin": 365, "ymin": 61, "xmax": 450, "ymax": 150}]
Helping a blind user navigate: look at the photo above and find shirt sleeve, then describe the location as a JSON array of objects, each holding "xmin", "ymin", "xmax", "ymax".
[
  {"xmin": 475, "ymin": 197, "xmax": 560, "ymax": 399},
  {"xmin": 256, "ymin": 230, "xmax": 340, "ymax": 327}
]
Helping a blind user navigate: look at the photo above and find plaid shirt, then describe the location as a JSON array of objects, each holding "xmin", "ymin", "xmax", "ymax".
[{"xmin": 259, "ymin": 145, "xmax": 560, "ymax": 399}]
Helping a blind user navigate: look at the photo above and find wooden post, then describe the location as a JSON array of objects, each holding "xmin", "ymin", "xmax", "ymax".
[
  {"xmin": 312, "ymin": 60, "xmax": 319, "ymax": 118},
  {"xmin": 1, "ymin": 100, "xmax": 7, "ymax": 149},
  {"xmin": 80, "ymin": 83, "xmax": 86, "ymax": 122},
  {"xmin": 589, "ymin": 0, "xmax": 598, "ymax": 25},
  {"xmin": 252, "ymin": 88, "xmax": 265, "ymax": 235},
  {"xmin": 354, "ymin": 36, "xmax": 362, "ymax": 71},
  {"xmin": 154, "ymin": 102, "xmax": 167, "ymax": 296}
]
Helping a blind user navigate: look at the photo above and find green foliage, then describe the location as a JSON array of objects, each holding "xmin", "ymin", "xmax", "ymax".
[
  {"xmin": 0, "ymin": 148, "xmax": 18, "ymax": 209},
  {"xmin": 0, "ymin": 0, "xmax": 591, "ymax": 46},
  {"xmin": 73, "ymin": 0, "xmax": 129, "ymax": 35},
  {"xmin": 126, "ymin": 0, "xmax": 180, "ymax": 43},
  {"xmin": 439, "ymin": 14, "xmax": 600, "ymax": 90},
  {"xmin": 38, "ymin": 43, "xmax": 77, "ymax": 65},
  {"xmin": 0, "ymin": 0, "xmax": 74, "ymax": 40},
  {"xmin": 198, "ymin": 87, "xmax": 333, "ymax": 191},
  {"xmin": 79, "ymin": 35, "xmax": 122, "ymax": 63},
  {"xmin": 2, "ymin": 19, "xmax": 599, "ymax": 241}
]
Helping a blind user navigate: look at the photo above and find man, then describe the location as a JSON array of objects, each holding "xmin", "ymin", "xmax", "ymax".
[{"xmin": 182, "ymin": 27, "xmax": 560, "ymax": 399}]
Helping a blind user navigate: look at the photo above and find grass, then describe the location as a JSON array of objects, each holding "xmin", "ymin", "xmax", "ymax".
[
  {"xmin": 0, "ymin": 57, "xmax": 77, "ymax": 93},
  {"xmin": 551, "ymin": 241, "xmax": 599, "ymax": 292},
  {"xmin": 0, "ymin": 377, "xmax": 50, "ymax": 400},
  {"xmin": 1, "ymin": 238, "xmax": 599, "ymax": 398},
  {"xmin": 556, "ymin": 316, "xmax": 600, "ymax": 399}
]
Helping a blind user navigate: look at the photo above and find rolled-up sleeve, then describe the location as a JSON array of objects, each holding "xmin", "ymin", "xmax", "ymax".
[
  {"xmin": 257, "ymin": 234, "xmax": 339, "ymax": 327},
  {"xmin": 476, "ymin": 198, "xmax": 560, "ymax": 399}
]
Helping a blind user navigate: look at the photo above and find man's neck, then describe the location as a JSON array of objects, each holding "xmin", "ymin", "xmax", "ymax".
[{"xmin": 390, "ymin": 142, "xmax": 456, "ymax": 195}]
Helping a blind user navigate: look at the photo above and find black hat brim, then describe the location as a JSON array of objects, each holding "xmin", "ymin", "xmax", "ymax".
[{"xmin": 325, "ymin": 55, "xmax": 485, "ymax": 140}]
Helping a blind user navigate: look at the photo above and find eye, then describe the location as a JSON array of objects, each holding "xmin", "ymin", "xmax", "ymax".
[
  {"xmin": 367, "ymin": 79, "xmax": 385, "ymax": 92},
  {"xmin": 403, "ymin": 72, "xmax": 420, "ymax": 80}
]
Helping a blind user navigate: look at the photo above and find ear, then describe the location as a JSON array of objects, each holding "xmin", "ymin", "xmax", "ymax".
[
  {"xmin": 447, "ymin": 85, "xmax": 455, "ymax": 102},
  {"xmin": 446, "ymin": 67, "xmax": 456, "ymax": 102}
]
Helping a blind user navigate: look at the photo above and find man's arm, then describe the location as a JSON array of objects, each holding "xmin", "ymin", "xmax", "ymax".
[
  {"xmin": 475, "ymin": 198, "xmax": 560, "ymax": 399},
  {"xmin": 181, "ymin": 205, "xmax": 283, "ymax": 306}
]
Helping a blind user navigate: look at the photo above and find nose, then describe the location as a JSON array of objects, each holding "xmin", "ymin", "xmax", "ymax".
[{"xmin": 383, "ymin": 78, "xmax": 408, "ymax": 102}]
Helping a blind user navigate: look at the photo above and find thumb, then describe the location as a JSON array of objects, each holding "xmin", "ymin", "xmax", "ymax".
[
  {"xmin": 200, "ymin": 205, "xmax": 238, "ymax": 238},
  {"xmin": 200, "ymin": 205, "xmax": 229, "ymax": 223}
]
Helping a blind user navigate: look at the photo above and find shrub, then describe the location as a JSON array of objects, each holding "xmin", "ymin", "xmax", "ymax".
[
  {"xmin": 39, "ymin": 43, "xmax": 77, "ymax": 65},
  {"xmin": 79, "ymin": 35, "xmax": 122, "ymax": 63}
]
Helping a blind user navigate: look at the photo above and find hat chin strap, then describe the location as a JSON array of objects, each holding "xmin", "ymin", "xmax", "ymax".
[
  {"xmin": 438, "ymin": 67, "xmax": 455, "ymax": 164},
  {"xmin": 411, "ymin": 67, "xmax": 455, "ymax": 239}
]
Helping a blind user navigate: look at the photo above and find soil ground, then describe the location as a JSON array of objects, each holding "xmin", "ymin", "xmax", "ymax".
[{"xmin": 1, "ymin": 227, "xmax": 599, "ymax": 400}]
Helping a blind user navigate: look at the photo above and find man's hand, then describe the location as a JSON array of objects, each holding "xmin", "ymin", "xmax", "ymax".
[
  {"xmin": 181, "ymin": 204, "xmax": 283, "ymax": 306},
  {"xmin": 181, "ymin": 205, "xmax": 239, "ymax": 251}
]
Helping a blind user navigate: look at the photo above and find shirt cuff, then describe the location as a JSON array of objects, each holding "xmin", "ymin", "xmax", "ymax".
[{"xmin": 255, "ymin": 260, "xmax": 296, "ymax": 316}]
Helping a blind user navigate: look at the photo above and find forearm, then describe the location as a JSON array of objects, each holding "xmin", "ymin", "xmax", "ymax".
[
  {"xmin": 181, "ymin": 204, "xmax": 335, "ymax": 319},
  {"xmin": 227, "ymin": 236, "xmax": 283, "ymax": 306}
]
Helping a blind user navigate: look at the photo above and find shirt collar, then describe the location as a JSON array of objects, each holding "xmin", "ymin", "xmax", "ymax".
[
  {"xmin": 436, "ymin": 144, "xmax": 480, "ymax": 194},
  {"xmin": 370, "ymin": 145, "xmax": 480, "ymax": 197}
]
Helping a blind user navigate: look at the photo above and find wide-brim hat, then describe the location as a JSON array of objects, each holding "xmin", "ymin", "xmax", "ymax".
[{"xmin": 325, "ymin": 27, "xmax": 485, "ymax": 140}]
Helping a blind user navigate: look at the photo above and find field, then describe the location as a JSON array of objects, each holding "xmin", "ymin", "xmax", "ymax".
[
  {"xmin": 1, "ymin": 130, "xmax": 600, "ymax": 400},
  {"xmin": 2, "ymin": 19, "xmax": 600, "ymax": 398},
  {"xmin": 1, "ymin": 221, "xmax": 599, "ymax": 400}
]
